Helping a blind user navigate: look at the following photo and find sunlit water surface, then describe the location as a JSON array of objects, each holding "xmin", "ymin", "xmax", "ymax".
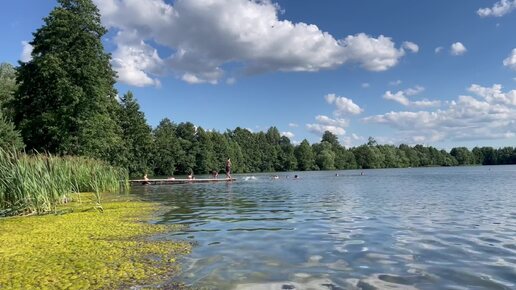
[{"xmin": 133, "ymin": 166, "xmax": 516, "ymax": 290}]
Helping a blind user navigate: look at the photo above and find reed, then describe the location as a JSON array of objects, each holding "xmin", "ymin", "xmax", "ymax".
[{"xmin": 0, "ymin": 149, "xmax": 129, "ymax": 216}]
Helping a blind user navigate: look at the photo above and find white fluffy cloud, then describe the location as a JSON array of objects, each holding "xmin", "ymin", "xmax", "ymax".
[
  {"xmin": 281, "ymin": 131, "xmax": 295, "ymax": 139},
  {"xmin": 340, "ymin": 33, "xmax": 410, "ymax": 72},
  {"xmin": 93, "ymin": 0, "xmax": 416, "ymax": 86},
  {"xmin": 306, "ymin": 115, "xmax": 348, "ymax": 136},
  {"xmin": 341, "ymin": 133, "xmax": 365, "ymax": 147},
  {"xmin": 451, "ymin": 42, "xmax": 467, "ymax": 56},
  {"xmin": 503, "ymin": 48, "xmax": 516, "ymax": 70},
  {"xmin": 307, "ymin": 94, "xmax": 363, "ymax": 138},
  {"xmin": 402, "ymin": 41, "xmax": 419, "ymax": 53},
  {"xmin": 477, "ymin": 0, "xmax": 516, "ymax": 17},
  {"xmin": 111, "ymin": 31, "xmax": 163, "ymax": 87},
  {"xmin": 435, "ymin": 46, "xmax": 444, "ymax": 54},
  {"xmin": 384, "ymin": 91, "xmax": 410, "ymax": 106},
  {"xmin": 20, "ymin": 41, "xmax": 33, "ymax": 62},
  {"xmin": 325, "ymin": 93, "xmax": 363, "ymax": 115},
  {"xmin": 288, "ymin": 123, "xmax": 299, "ymax": 128},
  {"xmin": 383, "ymin": 86, "xmax": 440, "ymax": 108},
  {"xmin": 364, "ymin": 84, "xmax": 516, "ymax": 143}
]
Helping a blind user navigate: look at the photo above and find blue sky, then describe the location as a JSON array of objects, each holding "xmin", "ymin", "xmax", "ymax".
[{"xmin": 1, "ymin": 0, "xmax": 516, "ymax": 149}]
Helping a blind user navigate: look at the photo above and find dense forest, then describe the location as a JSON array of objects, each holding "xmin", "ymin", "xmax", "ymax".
[{"xmin": 1, "ymin": 0, "xmax": 515, "ymax": 177}]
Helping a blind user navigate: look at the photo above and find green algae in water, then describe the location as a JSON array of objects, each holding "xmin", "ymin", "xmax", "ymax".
[{"xmin": 0, "ymin": 198, "xmax": 191, "ymax": 289}]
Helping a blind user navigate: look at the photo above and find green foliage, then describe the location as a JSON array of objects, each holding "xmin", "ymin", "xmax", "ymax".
[
  {"xmin": 117, "ymin": 91, "xmax": 154, "ymax": 177},
  {"xmin": 314, "ymin": 141, "xmax": 336, "ymax": 170},
  {"xmin": 13, "ymin": 0, "xmax": 122, "ymax": 161},
  {"xmin": 194, "ymin": 127, "xmax": 216, "ymax": 174},
  {"xmin": 0, "ymin": 63, "xmax": 17, "ymax": 118},
  {"xmin": 152, "ymin": 118, "xmax": 180, "ymax": 176},
  {"xmin": 450, "ymin": 147, "xmax": 476, "ymax": 165},
  {"xmin": 295, "ymin": 139, "xmax": 315, "ymax": 171},
  {"xmin": 0, "ymin": 111, "xmax": 23, "ymax": 152},
  {"xmin": 175, "ymin": 122, "xmax": 197, "ymax": 174},
  {"xmin": 0, "ymin": 149, "xmax": 128, "ymax": 216}
]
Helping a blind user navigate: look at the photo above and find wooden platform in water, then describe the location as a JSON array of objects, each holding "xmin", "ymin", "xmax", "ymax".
[{"xmin": 130, "ymin": 178, "xmax": 236, "ymax": 185}]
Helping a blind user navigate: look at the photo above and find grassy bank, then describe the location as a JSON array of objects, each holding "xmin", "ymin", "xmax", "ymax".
[
  {"xmin": 0, "ymin": 195, "xmax": 191, "ymax": 289},
  {"xmin": 0, "ymin": 149, "xmax": 129, "ymax": 216}
]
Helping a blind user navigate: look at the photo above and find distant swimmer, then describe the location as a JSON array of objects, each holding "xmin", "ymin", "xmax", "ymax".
[
  {"xmin": 294, "ymin": 175, "xmax": 299, "ymax": 179},
  {"xmin": 360, "ymin": 171, "xmax": 364, "ymax": 176},
  {"xmin": 142, "ymin": 174, "xmax": 150, "ymax": 185}
]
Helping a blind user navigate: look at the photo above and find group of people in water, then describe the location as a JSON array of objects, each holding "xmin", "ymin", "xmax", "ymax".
[
  {"xmin": 142, "ymin": 158, "xmax": 232, "ymax": 183},
  {"xmin": 142, "ymin": 158, "xmax": 366, "ymax": 184}
]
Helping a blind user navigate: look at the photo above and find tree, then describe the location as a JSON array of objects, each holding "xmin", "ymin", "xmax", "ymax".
[
  {"xmin": 321, "ymin": 131, "xmax": 340, "ymax": 148},
  {"xmin": 118, "ymin": 91, "xmax": 153, "ymax": 176},
  {"xmin": 13, "ymin": 0, "xmax": 123, "ymax": 162},
  {"xmin": 194, "ymin": 127, "xmax": 216, "ymax": 174},
  {"xmin": 153, "ymin": 118, "xmax": 180, "ymax": 176},
  {"xmin": 314, "ymin": 141, "xmax": 336, "ymax": 170},
  {"xmin": 0, "ymin": 63, "xmax": 17, "ymax": 118},
  {"xmin": 209, "ymin": 130, "xmax": 232, "ymax": 173},
  {"xmin": 450, "ymin": 147, "xmax": 475, "ymax": 165},
  {"xmin": 175, "ymin": 122, "xmax": 197, "ymax": 174},
  {"xmin": 0, "ymin": 111, "xmax": 23, "ymax": 151},
  {"xmin": 353, "ymin": 145, "xmax": 383, "ymax": 169},
  {"xmin": 278, "ymin": 136, "xmax": 297, "ymax": 171},
  {"xmin": 295, "ymin": 139, "xmax": 315, "ymax": 171}
]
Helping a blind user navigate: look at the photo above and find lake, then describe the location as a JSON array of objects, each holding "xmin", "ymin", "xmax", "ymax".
[{"xmin": 133, "ymin": 166, "xmax": 516, "ymax": 290}]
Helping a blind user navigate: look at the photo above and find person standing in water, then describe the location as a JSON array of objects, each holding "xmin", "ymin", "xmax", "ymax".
[{"xmin": 226, "ymin": 158, "xmax": 232, "ymax": 179}]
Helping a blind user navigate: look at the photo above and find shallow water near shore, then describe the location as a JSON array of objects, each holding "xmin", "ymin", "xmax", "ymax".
[{"xmin": 134, "ymin": 166, "xmax": 516, "ymax": 289}]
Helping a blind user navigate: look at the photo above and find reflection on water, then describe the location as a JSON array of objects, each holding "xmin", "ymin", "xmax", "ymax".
[{"xmin": 133, "ymin": 166, "xmax": 516, "ymax": 289}]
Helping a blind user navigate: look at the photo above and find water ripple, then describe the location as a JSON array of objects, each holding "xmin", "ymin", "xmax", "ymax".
[{"xmin": 134, "ymin": 166, "xmax": 516, "ymax": 289}]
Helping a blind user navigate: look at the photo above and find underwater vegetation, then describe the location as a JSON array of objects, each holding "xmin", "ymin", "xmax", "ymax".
[{"xmin": 0, "ymin": 196, "xmax": 191, "ymax": 289}]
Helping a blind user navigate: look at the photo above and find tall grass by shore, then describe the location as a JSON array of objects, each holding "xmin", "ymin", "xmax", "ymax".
[{"xmin": 0, "ymin": 149, "xmax": 129, "ymax": 216}]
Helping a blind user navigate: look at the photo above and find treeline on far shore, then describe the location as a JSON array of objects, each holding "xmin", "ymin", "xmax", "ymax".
[
  {"xmin": 1, "ymin": 0, "xmax": 516, "ymax": 181},
  {"xmin": 2, "ymin": 59, "xmax": 516, "ymax": 177}
]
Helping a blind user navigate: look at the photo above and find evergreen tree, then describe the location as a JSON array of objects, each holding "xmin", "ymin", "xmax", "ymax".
[
  {"xmin": 153, "ymin": 118, "xmax": 180, "ymax": 176},
  {"xmin": 209, "ymin": 130, "xmax": 232, "ymax": 173},
  {"xmin": 0, "ymin": 63, "xmax": 17, "ymax": 118},
  {"xmin": 295, "ymin": 139, "xmax": 315, "ymax": 171},
  {"xmin": 195, "ymin": 127, "xmax": 216, "ymax": 174},
  {"xmin": 314, "ymin": 141, "xmax": 336, "ymax": 170},
  {"xmin": 118, "ymin": 91, "xmax": 153, "ymax": 176},
  {"xmin": 0, "ymin": 111, "xmax": 24, "ymax": 151},
  {"xmin": 13, "ymin": 0, "xmax": 123, "ymax": 162},
  {"xmin": 175, "ymin": 122, "xmax": 197, "ymax": 174},
  {"xmin": 321, "ymin": 131, "xmax": 340, "ymax": 148},
  {"xmin": 279, "ymin": 136, "xmax": 297, "ymax": 171}
]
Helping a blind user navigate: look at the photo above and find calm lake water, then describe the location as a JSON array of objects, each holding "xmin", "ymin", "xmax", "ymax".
[{"xmin": 133, "ymin": 166, "xmax": 516, "ymax": 290}]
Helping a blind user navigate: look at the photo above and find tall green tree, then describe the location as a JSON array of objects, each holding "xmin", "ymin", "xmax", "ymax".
[
  {"xmin": 175, "ymin": 122, "xmax": 197, "ymax": 174},
  {"xmin": 278, "ymin": 136, "xmax": 297, "ymax": 171},
  {"xmin": 153, "ymin": 118, "xmax": 180, "ymax": 176},
  {"xmin": 13, "ymin": 0, "xmax": 123, "ymax": 162},
  {"xmin": 0, "ymin": 111, "xmax": 24, "ymax": 151},
  {"xmin": 118, "ymin": 91, "xmax": 153, "ymax": 176},
  {"xmin": 450, "ymin": 147, "xmax": 475, "ymax": 165},
  {"xmin": 194, "ymin": 127, "xmax": 216, "ymax": 174},
  {"xmin": 295, "ymin": 139, "xmax": 315, "ymax": 171},
  {"xmin": 0, "ymin": 63, "xmax": 17, "ymax": 118},
  {"xmin": 314, "ymin": 141, "xmax": 336, "ymax": 170}
]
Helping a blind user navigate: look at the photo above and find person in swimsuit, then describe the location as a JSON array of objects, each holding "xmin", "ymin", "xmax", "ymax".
[{"xmin": 226, "ymin": 158, "xmax": 232, "ymax": 179}]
